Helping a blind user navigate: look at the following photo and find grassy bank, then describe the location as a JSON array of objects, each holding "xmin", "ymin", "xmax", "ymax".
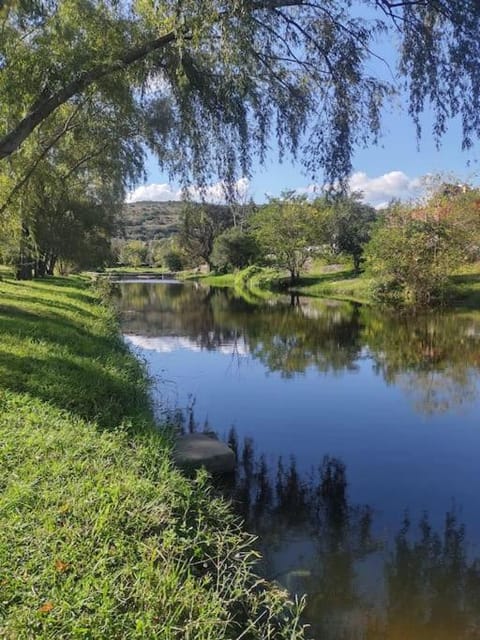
[
  {"xmin": 0, "ymin": 276, "xmax": 304, "ymax": 639},
  {"xmin": 193, "ymin": 262, "xmax": 480, "ymax": 308},
  {"xmin": 192, "ymin": 263, "xmax": 371, "ymax": 304}
]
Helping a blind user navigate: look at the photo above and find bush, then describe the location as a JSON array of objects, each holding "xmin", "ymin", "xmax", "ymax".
[
  {"xmin": 366, "ymin": 202, "xmax": 468, "ymax": 305},
  {"xmin": 212, "ymin": 227, "xmax": 260, "ymax": 272},
  {"xmin": 164, "ymin": 250, "xmax": 184, "ymax": 272}
]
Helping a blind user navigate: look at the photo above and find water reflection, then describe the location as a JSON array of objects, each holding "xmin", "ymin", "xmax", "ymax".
[
  {"xmin": 175, "ymin": 413, "xmax": 480, "ymax": 639},
  {"xmin": 366, "ymin": 512, "xmax": 480, "ymax": 640},
  {"xmin": 366, "ymin": 313, "xmax": 480, "ymax": 415},
  {"xmin": 117, "ymin": 282, "xmax": 480, "ymax": 638},
  {"xmin": 117, "ymin": 282, "xmax": 480, "ymax": 413},
  {"xmin": 227, "ymin": 436, "xmax": 379, "ymax": 639},
  {"xmin": 235, "ymin": 438, "xmax": 480, "ymax": 639}
]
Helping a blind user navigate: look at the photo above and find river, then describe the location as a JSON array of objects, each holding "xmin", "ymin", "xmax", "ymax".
[{"xmin": 116, "ymin": 280, "xmax": 480, "ymax": 639}]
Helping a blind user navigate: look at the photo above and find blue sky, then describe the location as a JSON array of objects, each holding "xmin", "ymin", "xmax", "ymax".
[
  {"xmin": 127, "ymin": 106, "xmax": 478, "ymax": 208},
  {"xmin": 127, "ymin": 15, "xmax": 479, "ymax": 209}
]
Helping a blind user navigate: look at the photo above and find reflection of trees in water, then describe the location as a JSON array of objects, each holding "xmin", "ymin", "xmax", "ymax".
[
  {"xmin": 117, "ymin": 282, "xmax": 480, "ymax": 413},
  {"xmin": 365, "ymin": 513, "xmax": 480, "ymax": 640},
  {"xmin": 116, "ymin": 282, "xmax": 240, "ymax": 349},
  {"xmin": 393, "ymin": 370, "xmax": 477, "ymax": 415},
  {"xmin": 364, "ymin": 310, "xmax": 480, "ymax": 415},
  {"xmin": 247, "ymin": 301, "xmax": 363, "ymax": 377},
  {"xmin": 227, "ymin": 430, "xmax": 480, "ymax": 640},
  {"xmin": 224, "ymin": 430, "xmax": 379, "ymax": 639},
  {"xmin": 116, "ymin": 282, "xmax": 364, "ymax": 375},
  {"xmin": 167, "ymin": 411, "xmax": 480, "ymax": 639}
]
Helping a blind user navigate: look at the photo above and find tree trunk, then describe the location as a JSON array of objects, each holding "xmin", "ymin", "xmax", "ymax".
[
  {"xmin": 47, "ymin": 255, "xmax": 57, "ymax": 276},
  {"xmin": 35, "ymin": 254, "xmax": 47, "ymax": 277},
  {"xmin": 15, "ymin": 253, "xmax": 33, "ymax": 280},
  {"xmin": 15, "ymin": 224, "xmax": 34, "ymax": 280},
  {"xmin": 353, "ymin": 254, "xmax": 361, "ymax": 273}
]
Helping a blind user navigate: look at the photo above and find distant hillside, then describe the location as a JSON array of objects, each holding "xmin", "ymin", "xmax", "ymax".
[
  {"xmin": 117, "ymin": 201, "xmax": 184, "ymax": 242},
  {"xmin": 117, "ymin": 200, "xmax": 247, "ymax": 242}
]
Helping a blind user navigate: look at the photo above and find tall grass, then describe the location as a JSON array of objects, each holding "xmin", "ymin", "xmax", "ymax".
[{"xmin": 0, "ymin": 276, "xmax": 305, "ymax": 639}]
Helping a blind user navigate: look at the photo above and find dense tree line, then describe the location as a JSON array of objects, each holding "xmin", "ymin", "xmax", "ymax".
[
  {"xmin": 176, "ymin": 183, "xmax": 480, "ymax": 306},
  {"xmin": 1, "ymin": 1, "xmax": 480, "ymax": 279}
]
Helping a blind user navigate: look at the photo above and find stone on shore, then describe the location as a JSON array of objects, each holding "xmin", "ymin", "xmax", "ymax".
[{"xmin": 173, "ymin": 433, "xmax": 236, "ymax": 474}]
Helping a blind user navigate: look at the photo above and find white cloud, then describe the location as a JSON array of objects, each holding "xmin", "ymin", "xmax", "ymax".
[
  {"xmin": 296, "ymin": 171, "xmax": 425, "ymax": 209},
  {"xmin": 349, "ymin": 171, "xmax": 424, "ymax": 208},
  {"xmin": 126, "ymin": 178, "xmax": 250, "ymax": 204},
  {"xmin": 125, "ymin": 334, "xmax": 249, "ymax": 356},
  {"xmin": 126, "ymin": 171, "xmax": 424, "ymax": 208},
  {"xmin": 185, "ymin": 177, "xmax": 250, "ymax": 203},
  {"xmin": 125, "ymin": 183, "xmax": 180, "ymax": 203}
]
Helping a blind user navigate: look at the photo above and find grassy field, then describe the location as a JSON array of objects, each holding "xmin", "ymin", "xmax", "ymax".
[
  {"xmin": 103, "ymin": 266, "xmax": 170, "ymax": 275},
  {"xmin": 0, "ymin": 276, "xmax": 304, "ymax": 639},
  {"xmin": 194, "ymin": 261, "xmax": 480, "ymax": 308},
  {"xmin": 193, "ymin": 263, "xmax": 371, "ymax": 304}
]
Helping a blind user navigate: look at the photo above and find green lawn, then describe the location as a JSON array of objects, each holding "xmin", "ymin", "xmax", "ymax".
[
  {"xmin": 103, "ymin": 266, "xmax": 170, "ymax": 275},
  {"xmin": 194, "ymin": 261, "xmax": 480, "ymax": 308},
  {"xmin": 0, "ymin": 276, "xmax": 304, "ymax": 639},
  {"xmin": 291, "ymin": 266, "xmax": 373, "ymax": 303}
]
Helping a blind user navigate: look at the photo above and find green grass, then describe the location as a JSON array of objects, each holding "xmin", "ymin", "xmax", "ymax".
[
  {"xmin": 190, "ymin": 272, "xmax": 236, "ymax": 287},
  {"xmin": 291, "ymin": 267, "xmax": 373, "ymax": 304},
  {"xmin": 103, "ymin": 266, "xmax": 170, "ymax": 275},
  {"xmin": 192, "ymin": 267, "xmax": 285, "ymax": 303},
  {"xmin": 0, "ymin": 276, "xmax": 305, "ymax": 639},
  {"xmin": 447, "ymin": 263, "xmax": 480, "ymax": 309},
  {"xmin": 197, "ymin": 261, "xmax": 480, "ymax": 309},
  {"xmin": 0, "ymin": 264, "xmax": 14, "ymax": 278},
  {"xmin": 193, "ymin": 264, "xmax": 373, "ymax": 304}
]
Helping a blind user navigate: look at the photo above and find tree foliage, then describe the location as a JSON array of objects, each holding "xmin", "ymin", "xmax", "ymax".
[
  {"xmin": 321, "ymin": 194, "xmax": 377, "ymax": 272},
  {"xmin": 251, "ymin": 193, "xmax": 325, "ymax": 283},
  {"xmin": 2, "ymin": 2, "xmax": 480, "ymax": 279},
  {"xmin": 0, "ymin": 99, "xmax": 135, "ymax": 277},
  {"xmin": 211, "ymin": 227, "xmax": 260, "ymax": 272},
  {"xmin": 367, "ymin": 187, "xmax": 480, "ymax": 305},
  {"xmin": 179, "ymin": 203, "xmax": 233, "ymax": 268},
  {"xmin": 1, "ymin": 1, "xmax": 480, "ymax": 189}
]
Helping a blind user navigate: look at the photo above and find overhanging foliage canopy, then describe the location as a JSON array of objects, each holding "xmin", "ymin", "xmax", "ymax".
[{"xmin": 1, "ymin": 0, "xmax": 479, "ymax": 189}]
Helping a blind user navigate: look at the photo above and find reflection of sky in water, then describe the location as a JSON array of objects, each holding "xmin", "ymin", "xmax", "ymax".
[
  {"xmin": 117, "ymin": 283, "xmax": 480, "ymax": 639},
  {"xmin": 126, "ymin": 334, "xmax": 250, "ymax": 356}
]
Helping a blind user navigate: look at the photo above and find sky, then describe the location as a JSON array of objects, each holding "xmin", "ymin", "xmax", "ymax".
[
  {"xmin": 127, "ymin": 107, "xmax": 479, "ymax": 209},
  {"xmin": 126, "ymin": 16, "xmax": 479, "ymax": 210}
]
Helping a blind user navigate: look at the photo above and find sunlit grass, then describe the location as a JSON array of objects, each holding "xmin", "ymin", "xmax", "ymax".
[
  {"xmin": 197, "ymin": 261, "xmax": 480, "ymax": 308},
  {"xmin": 0, "ymin": 275, "xmax": 305, "ymax": 639},
  {"xmin": 289, "ymin": 265, "xmax": 372, "ymax": 303}
]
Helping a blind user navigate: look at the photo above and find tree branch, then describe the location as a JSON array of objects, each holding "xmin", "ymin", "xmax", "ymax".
[
  {"xmin": 0, "ymin": 107, "xmax": 80, "ymax": 217},
  {"xmin": 0, "ymin": 30, "xmax": 177, "ymax": 160}
]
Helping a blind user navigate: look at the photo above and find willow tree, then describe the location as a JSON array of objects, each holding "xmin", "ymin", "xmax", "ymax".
[
  {"xmin": 1, "ymin": 97, "xmax": 141, "ymax": 278},
  {"xmin": 0, "ymin": 0, "xmax": 479, "ymax": 193}
]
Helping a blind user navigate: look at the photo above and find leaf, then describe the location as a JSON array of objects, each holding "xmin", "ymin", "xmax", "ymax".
[{"xmin": 55, "ymin": 559, "xmax": 70, "ymax": 573}]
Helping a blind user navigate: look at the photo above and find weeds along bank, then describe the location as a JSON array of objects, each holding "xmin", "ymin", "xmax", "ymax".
[{"xmin": 0, "ymin": 276, "xmax": 304, "ymax": 639}]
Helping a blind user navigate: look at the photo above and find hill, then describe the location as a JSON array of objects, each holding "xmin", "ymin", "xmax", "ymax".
[
  {"xmin": 118, "ymin": 201, "xmax": 184, "ymax": 241},
  {"xmin": 118, "ymin": 200, "xmax": 237, "ymax": 242}
]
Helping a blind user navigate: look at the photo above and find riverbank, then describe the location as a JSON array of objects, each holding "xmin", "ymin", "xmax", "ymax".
[
  {"xmin": 0, "ymin": 276, "xmax": 304, "ymax": 639},
  {"xmin": 193, "ymin": 262, "xmax": 480, "ymax": 308},
  {"xmin": 193, "ymin": 264, "xmax": 372, "ymax": 304}
]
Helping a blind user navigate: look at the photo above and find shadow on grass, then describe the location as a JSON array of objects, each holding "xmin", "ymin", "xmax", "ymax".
[
  {"xmin": 0, "ymin": 295, "xmax": 99, "ymax": 319},
  {"xmin": 293, "ymin": 268, "xmax": 357, "ymax": 289},
  {"xmin": 448, "ymin": 272, "xmax": 480, "ymax": 309},
  {"xmin": 0, "ymin": 280, "xmax": 150, "ymax": 429},
  {"xmin": 450, "ymin": 272, "xmax": 480, "ymax": 286}
]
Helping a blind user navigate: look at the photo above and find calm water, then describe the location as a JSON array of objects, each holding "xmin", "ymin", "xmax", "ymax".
[{"xmin": 116, "ymin": 282, "xmax": 480, "ymax": 639}]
